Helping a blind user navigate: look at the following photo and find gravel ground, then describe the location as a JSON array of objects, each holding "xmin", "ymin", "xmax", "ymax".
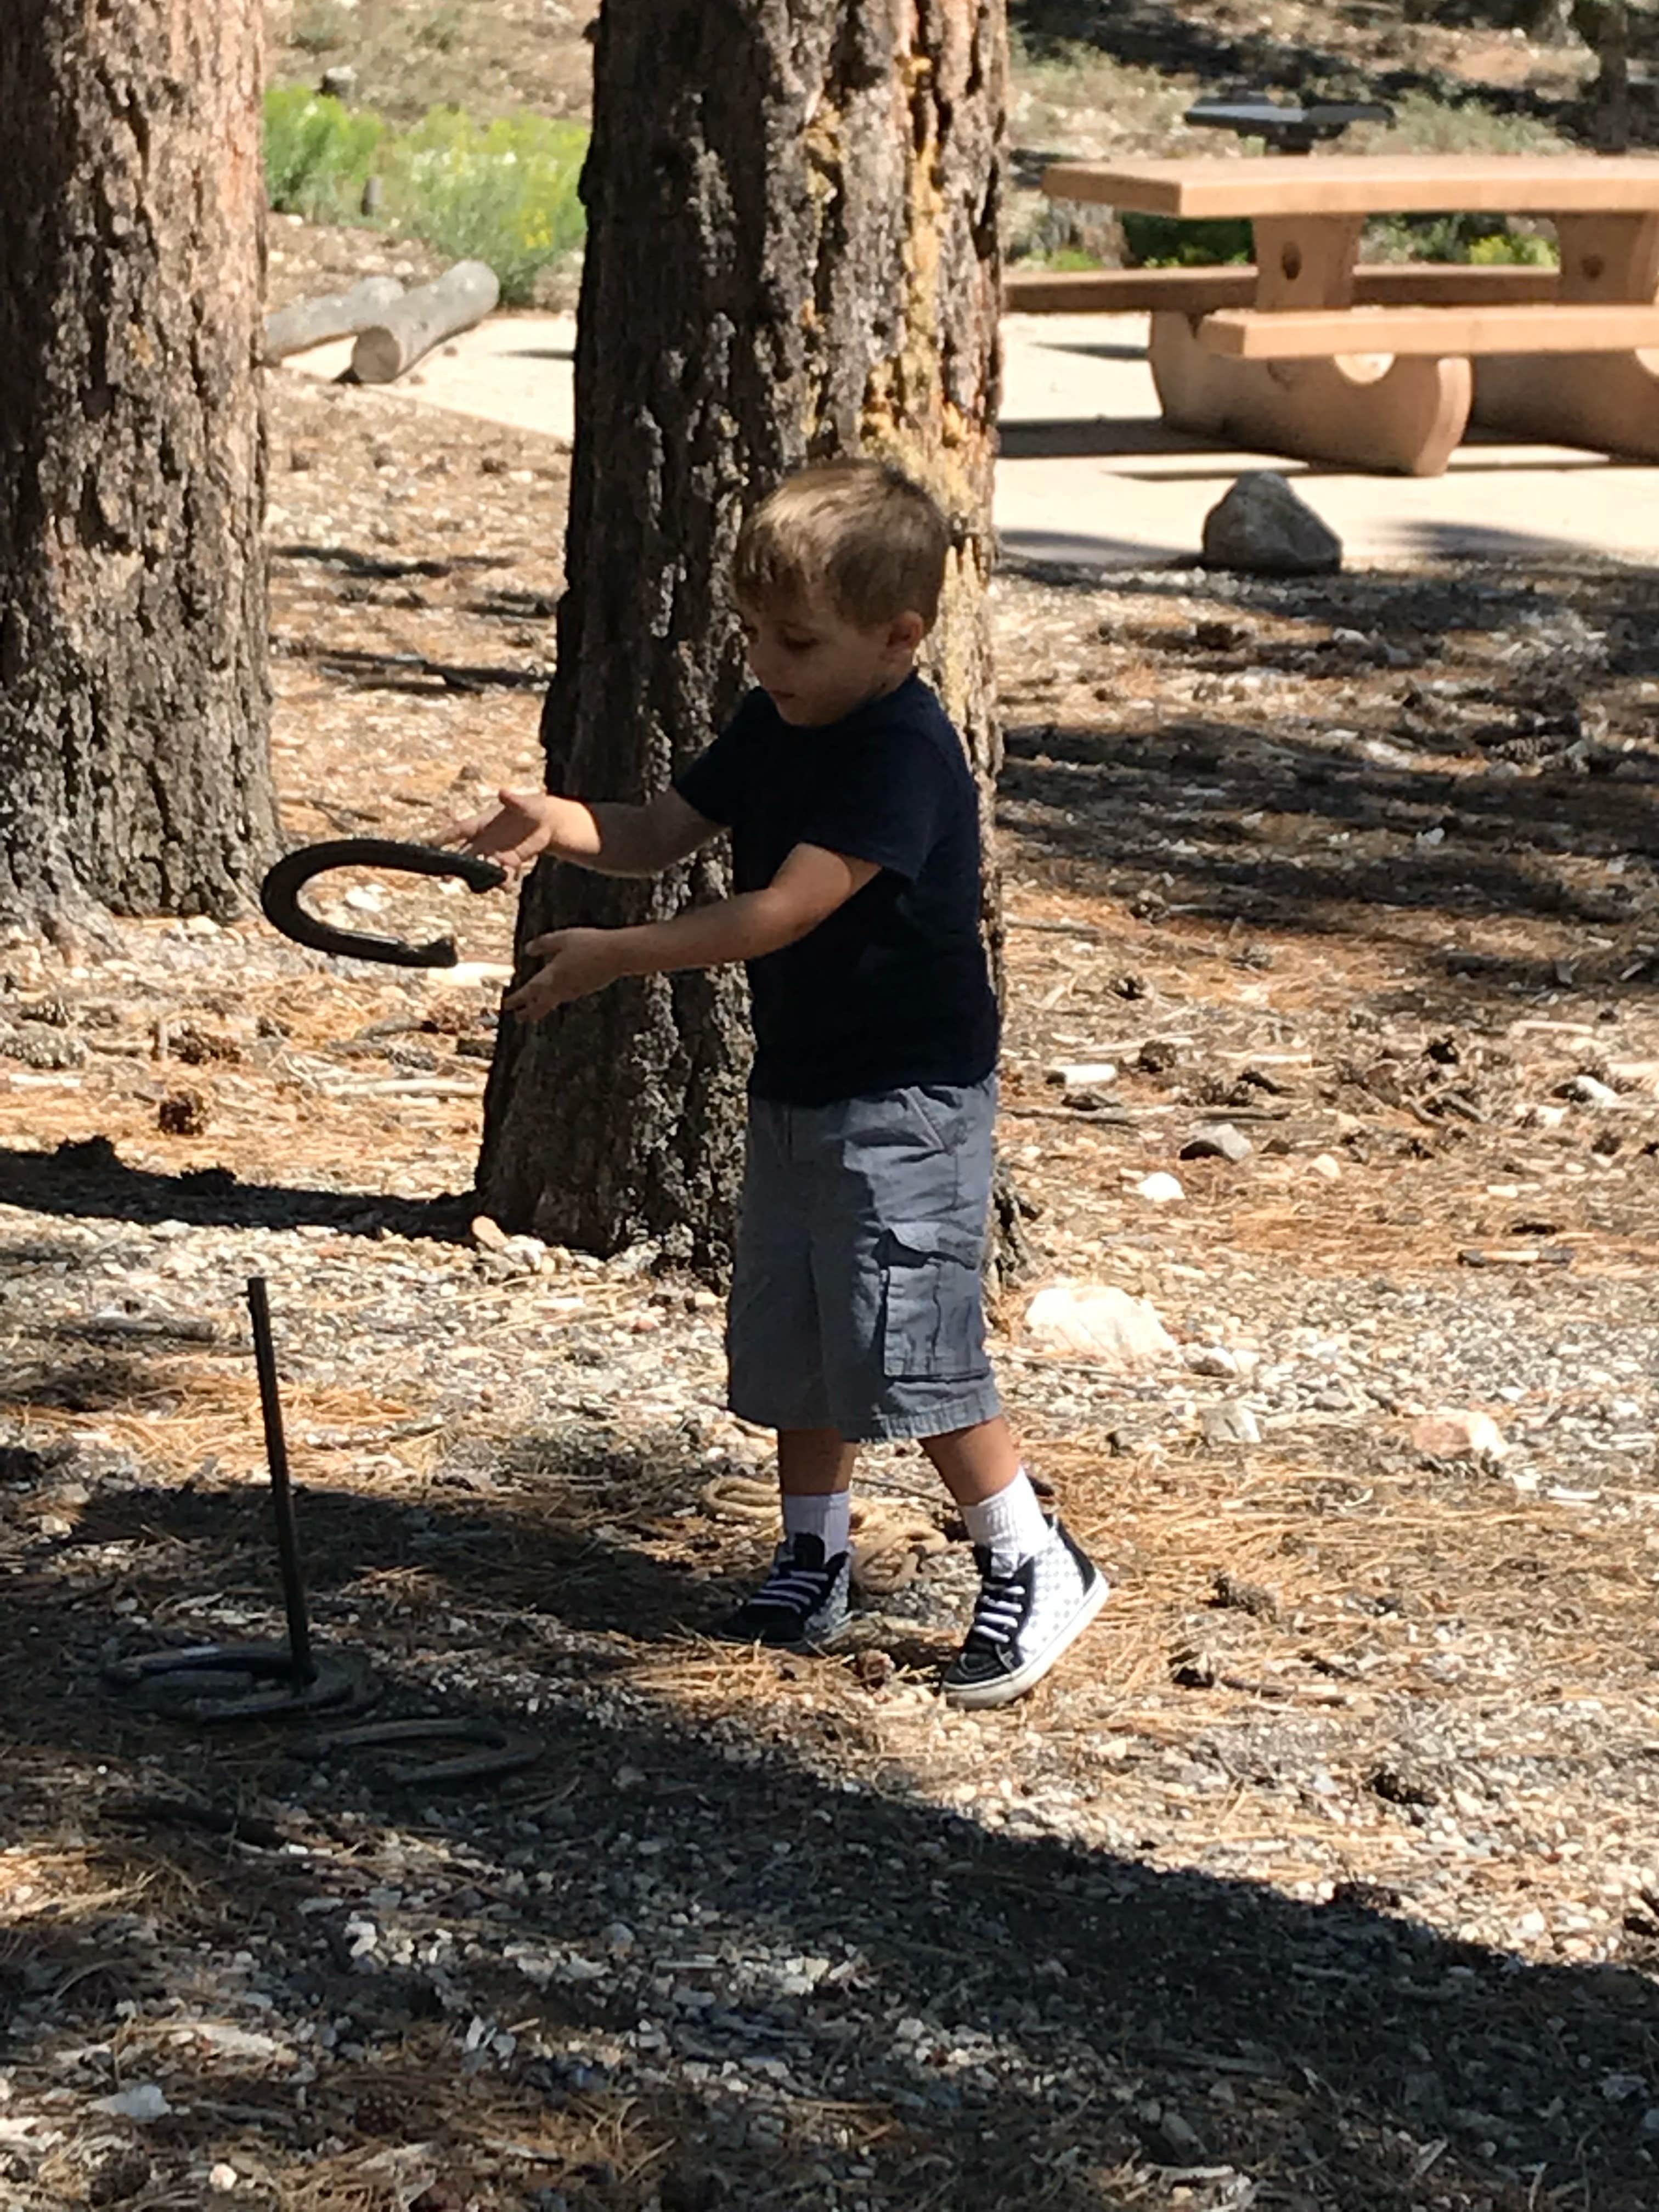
[{"xmin": 2, "ymin": 369, "xmax": 1658, "ymax": 2212}]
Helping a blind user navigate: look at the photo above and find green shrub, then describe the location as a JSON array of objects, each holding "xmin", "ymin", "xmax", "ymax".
[
  {"xmin": 1468, "ymin": 229, "xmax": 1559, "ymax": 267},
  {"xmin": 263, "ymin": 93, "xmax": 588, "ymax": 306},
  {"xmin": 385, "ymin": 111, "xmax": 588, "ymax": 304},
  {"xmin": 264, "ymin": 87, "xmax": 384, "ymax": 224},
  {"xmin": 1120, "ymin": 212, "xmax": 1254, "ymax": 268},
  {"xmin": 1364, "ymin": 210, "xmax": 1561, "ymax": 266}
]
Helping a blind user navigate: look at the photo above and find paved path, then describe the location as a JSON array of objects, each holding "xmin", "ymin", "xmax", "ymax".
[{"xmin": 286, "ymin": 309, "xmax": 1659, "ymax": 569}]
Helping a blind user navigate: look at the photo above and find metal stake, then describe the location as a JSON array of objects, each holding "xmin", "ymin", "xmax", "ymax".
[{"xmin": 247, "ymin": 1276, "xmax": 315, "ymax": 1687}]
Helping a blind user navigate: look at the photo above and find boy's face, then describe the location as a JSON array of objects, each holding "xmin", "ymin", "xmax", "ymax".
[{"xmin": 738, "ymin": 590, "xmax": 924, "ymax": 727}]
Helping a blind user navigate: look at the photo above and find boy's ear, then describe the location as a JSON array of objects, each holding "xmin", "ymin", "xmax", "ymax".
[{"xmin": 888, "ymin": 611, "xmax": 925, "ymax": 654}]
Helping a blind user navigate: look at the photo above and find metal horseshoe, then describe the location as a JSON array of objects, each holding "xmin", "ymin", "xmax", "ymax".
[{"xmin": 259, "ymin": 839, "xmax": 507, "ymax": 968}]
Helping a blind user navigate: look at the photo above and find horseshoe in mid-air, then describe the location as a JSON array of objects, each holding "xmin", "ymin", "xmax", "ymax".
[{"xmin": 259, "ymin": 838, "xmax": 507, "ymax": 968}]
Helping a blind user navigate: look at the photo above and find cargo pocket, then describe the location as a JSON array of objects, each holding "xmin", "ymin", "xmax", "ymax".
[{"xmin": 879, "ymin": 1221, "xmax": 987, "ymax": 1381}]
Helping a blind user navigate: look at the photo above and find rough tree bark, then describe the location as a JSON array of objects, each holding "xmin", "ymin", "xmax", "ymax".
[
  {"xmin": 0, "ymin": 1, "xmax": 275, "ymax": 930},
  {"xmin": 478, "ymin": 0, "xmax": 1007, "ymax": 1276}
]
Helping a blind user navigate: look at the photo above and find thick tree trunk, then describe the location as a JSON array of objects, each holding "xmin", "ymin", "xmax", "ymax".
[
  {"xmin": 478, "ymin": 0, "xmax": 1007, "ymax": 1275},
  {"xmin": 0, "ymin": 1, "xmax": 275, "ymax": 930}
]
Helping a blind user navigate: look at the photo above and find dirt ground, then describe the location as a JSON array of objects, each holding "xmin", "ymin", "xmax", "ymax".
[{"xmin": 3, "ymin": 307, "xmax": 1659, "ymax": 2211}]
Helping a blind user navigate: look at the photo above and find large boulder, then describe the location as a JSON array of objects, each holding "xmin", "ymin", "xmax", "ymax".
[{"xmin": 1202, "ymin": 471, "xmax": 1341, "ymax": 577}]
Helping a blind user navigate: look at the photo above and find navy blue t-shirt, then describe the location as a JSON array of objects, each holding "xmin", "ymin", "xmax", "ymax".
[{"xmin": 674, "ymin": 675, "xmax": 999, "ymax": 1105}]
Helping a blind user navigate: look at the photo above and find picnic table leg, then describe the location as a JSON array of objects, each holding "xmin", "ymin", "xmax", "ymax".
[
  {"xmin": 1471, "ymin": 213, "xmax": 1659, "ymax": 458},
  {"xmin": 1149, "ymin": 213, "xmax": 1472, "ymax": 476}
]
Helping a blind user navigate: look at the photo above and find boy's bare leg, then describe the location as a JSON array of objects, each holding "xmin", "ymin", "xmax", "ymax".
[
  {"xmin": 918, "ymin": 1415, "xmax": 1021, "ymax": 1509},
  {"xmin": 777, "ymin": 1427, "xmax": 859, "ymax": 1495}
]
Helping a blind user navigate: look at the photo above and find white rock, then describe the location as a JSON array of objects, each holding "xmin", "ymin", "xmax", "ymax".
[
  {"xmin": 1023, "ymin": 1282, "xmax": 1176, "ymax": 1369},
  {"xmin": 1308, "ymin": 1153, "xmax": 1342, "ymax": 1181},
  {"xmin": 1180, "ymin": 1121, "xmax": 1253, "ymax": 1165},
  {"xmin": 1564, "ymin": 1074, "xmax": 1620, "ymax": 1107},
  {"xmin": 1047, "ymin": 1060, "xmax": 1118, "ymax": 1089},
  {"xmin": 1135, "ymin": 1171, "xmax": 1185, "ymax": 1204},
  {"xmin": 1411, "ymin": 1410, "xmax": 1509, "ymax": 1462},
  {"xmin": 1201, "ymin": 471, "xmax": 1341, "ymax": 577},
  {"xmin": 1202, "ymin": 1403, "xmax": 1261, "ymax": 1447},
  {"xmin": 1186, "ymin": 1345, "xmax": 1238, "ymax": 1377},
  {"xmin": 427, "ymin": 961, "xmax": 513, "ymax": 989},
  {"xmin": 210, "ymin": 2163, "xmax": 240, "ymax": 2192},
  {"xmin": 92, "ymin": 2084, "xmax": 172, "ymax": 2121}
]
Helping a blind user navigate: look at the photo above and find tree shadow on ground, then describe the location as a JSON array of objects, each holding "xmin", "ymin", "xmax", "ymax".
[
  {"xmin": 4, "ymin": 1463, "xmax": 1659, "ymax": 2210},
  {"xmin": 0, "ymin": 1138, "xmax": 472, "ymax": 1242},
  {"xmin": 1009, "ymin": 0, "xmax": 1590, "ymax": 132}
]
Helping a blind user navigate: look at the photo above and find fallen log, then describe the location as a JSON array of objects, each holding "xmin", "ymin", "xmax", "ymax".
[
  {"xmin": 351, "ymin": 259, "xmax": 500, "ymax": 383},
  {"xmin": 263, "ymin": 275, "xmax": 405, "ymax": 363}
]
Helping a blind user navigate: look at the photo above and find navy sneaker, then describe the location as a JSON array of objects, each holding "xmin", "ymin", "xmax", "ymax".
[{"xmin": 721, "ymin": 1533, "xmax": 851, "ymax": 1649}]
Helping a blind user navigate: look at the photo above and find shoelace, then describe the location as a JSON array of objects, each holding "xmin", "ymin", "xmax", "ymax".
[{"xmin": 966, "ymin": 1564, "xmax": 1025, "ymax": 1650}]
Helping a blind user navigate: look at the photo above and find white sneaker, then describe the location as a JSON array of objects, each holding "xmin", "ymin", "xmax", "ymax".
[{"xmin": 941, "ymin": 1518, "xmax": 1107, "ymax": 1708}]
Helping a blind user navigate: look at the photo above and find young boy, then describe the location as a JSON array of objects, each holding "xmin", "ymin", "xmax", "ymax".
[{"xmin": 458, "ymin": 459, "xmax": 1105, "ymax": 1708}]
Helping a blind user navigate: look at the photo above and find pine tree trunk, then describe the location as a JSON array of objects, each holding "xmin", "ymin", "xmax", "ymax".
[
  {"xmin": 0, "ymin": 0, "xmax": 275, "ymax": 931},
  {"xmin": 478, "ymin": 0, "xmax": 1007, "ymax": 1276}
]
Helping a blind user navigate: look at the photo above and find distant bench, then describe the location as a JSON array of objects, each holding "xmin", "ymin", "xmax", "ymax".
[
  {"xmin": 1024, "ymin": 155, "xmax": 1659, "ymax": 475},
  {"xmin": 1003, "ymin": 262, "xmax": 1560, "ymax": 317}
]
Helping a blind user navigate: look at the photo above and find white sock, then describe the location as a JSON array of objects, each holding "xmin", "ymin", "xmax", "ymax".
[
  {"xmin": 782, "ymin": 1488, "xmax": 851, "ymax": 1560},
  {"xmin": 960, "ymin": 1469, "xmax": 1049, "ymax": 1573}
]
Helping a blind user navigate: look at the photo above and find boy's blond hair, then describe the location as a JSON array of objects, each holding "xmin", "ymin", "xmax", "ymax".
[{"xmin": 732, "ymin": 458, "xmax": 951, "ymax": 630}]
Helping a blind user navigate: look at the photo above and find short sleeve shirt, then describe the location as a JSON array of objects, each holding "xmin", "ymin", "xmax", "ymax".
[{"xmin": 674, "ymin": 675, "xmax": 1000, "ymax": 1105}]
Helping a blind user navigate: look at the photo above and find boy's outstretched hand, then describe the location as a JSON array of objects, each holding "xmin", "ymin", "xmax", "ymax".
[
  {"xmin": 504, "ymin": 929, "xmax": 627, "ymax": 1022},
  {"xmin": 447, "ymin": 788, "xmax": 558, "ymax": 876}
]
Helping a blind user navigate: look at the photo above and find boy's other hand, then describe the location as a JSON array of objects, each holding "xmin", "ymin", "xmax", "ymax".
[
  {"xmin": 504, "ymin": 929, "xmax": 625, "ymax": 1022},
  {"xmin": 447, "ymin": 788, "xmax": 557, "ymax": 876}
]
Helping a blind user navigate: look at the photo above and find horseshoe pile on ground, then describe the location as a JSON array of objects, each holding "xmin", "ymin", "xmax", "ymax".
[{"xmin": 700, "ymin": 1472, "xmax": 949, "ymax": 1594}]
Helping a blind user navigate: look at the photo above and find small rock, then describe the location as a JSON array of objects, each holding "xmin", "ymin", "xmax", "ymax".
[
  {"xmin": 1563, "ymin": 1074, "xmax": 1620, "ymax": 1108},
  {"xmin": 1023, "ymin": 1282, "xmax": 1176, "ymax": 1369},
  {"xmin": 209, "ymin": 2163, "xmax": 240, "ymax": 2192},
  {"xmin": 1370, "ymin": 1764, "xmax": 1438, "ymax": 1808},
  {"xmin": 319, "ymin": 64, "xmax": 359, "ymax": 100},
  {"xmin": 1201, "ymin": 471, "xmax": 1342, "ymax": 577},
  {"xmin": 1411, "ymin": 1409, "xmax": 1508, "ymax": 1463},
  {"xmin": 1185, "ymin": 1345, "xmax": 1238, "ymax": 1376},
  {"xmin": 1212, "ymin": 1570, "xmax": 1277, "ymax": 1617},
  {"xmin": 1180, "ymin": 1121, "xmax": 1252, "ymax": 1165},
  {"xmin": 1047, "ymin": 1060, "xmax": 1118, "ymax": 1089},
  {"xmin": 1308, "ymin": 1152, "xmax": 1343, "ymax": 1181},
  {"xmin": 157, "ymin": 1087, "xmax": 210, "ymax": 1136},
  {"xmin": 1135, "ymin": 1171, "xmax": 1185, "ymax": 1204},
  {"xmin": 92, "ymin": 2083, "xmax": 172, "ymax": 2122},
  {"xmin": 1201, "ymin": 1402, "xmax": 1261, "ymax": 1447},
  {"xmin": 470, "ymin": 1215, "xmax": 510, "ymax": 1252}
]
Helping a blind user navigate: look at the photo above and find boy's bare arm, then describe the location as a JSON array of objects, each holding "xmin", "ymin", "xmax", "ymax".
[
  {"xmin": 450, "ymin": 787, "xmax": 717, "ymax": 878},
  {"xmin": 504, "ymin": 843, "xmax": 880, "ymax": 1022}
]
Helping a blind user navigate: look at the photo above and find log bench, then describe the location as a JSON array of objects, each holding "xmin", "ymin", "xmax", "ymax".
[{"xmin": 1030, "ymin": 154, "xmax": 1659, "ymax": 475}]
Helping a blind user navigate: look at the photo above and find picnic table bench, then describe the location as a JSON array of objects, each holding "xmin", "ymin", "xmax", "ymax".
[{"xmin": 1014, "ymin": 155, "xmax": 1659, "ymax": 475}]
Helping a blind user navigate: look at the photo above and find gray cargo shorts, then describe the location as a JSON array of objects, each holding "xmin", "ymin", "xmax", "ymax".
[{"xmin": 726, "ymin": 1076, "xmax": 1003, "ymax": 1443}]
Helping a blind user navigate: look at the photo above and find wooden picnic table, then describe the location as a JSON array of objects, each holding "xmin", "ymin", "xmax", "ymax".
[{"xmin": 1037, "ymin": 155, "xmax": 1659, "ymax": 474}]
